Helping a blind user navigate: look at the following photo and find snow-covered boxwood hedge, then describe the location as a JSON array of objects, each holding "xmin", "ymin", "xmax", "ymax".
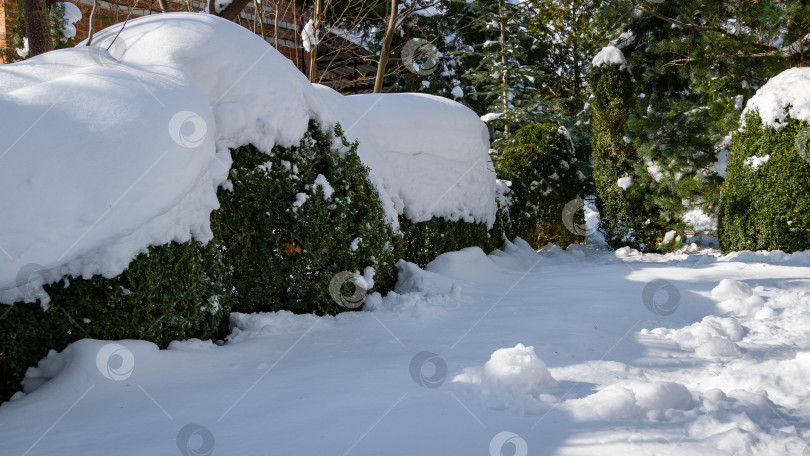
[
  {"xmin": 1, "ymin": 121, "xmax": 508, "ymax": 402},
  {"xmin": 494, "ymin": 123, "xmax": 586, "ymax": 248},
  {"xmin": 212, "ymin": 121, "xmax": 401, "ymax": 315},
  {"xmin": 718, "ymin": 113, "xmax": 810, "ymax": 253},
  {"xmin": 1, "ymin": 240, "xmax": 228, "ymax": 402}
]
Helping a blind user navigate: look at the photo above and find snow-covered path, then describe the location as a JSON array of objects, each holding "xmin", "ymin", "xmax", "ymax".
[{"xmin": 2, "ymin": 241, "xmax": 810, "ymax": 455}]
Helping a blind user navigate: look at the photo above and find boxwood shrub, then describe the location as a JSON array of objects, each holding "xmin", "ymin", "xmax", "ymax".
[
  {"xmin": 494, "ymin": 123, "xmax": 586, "ymax": 248},
  {"xmin": 212, "ymin": 121, "xmax": 401, "ymax": 315},
  {"xmin": 718, "ymin": 113, "xmax": 810, "ymax": 253},
  {"xmin": 1, "ymin": 120, "xmax": 509, "ymax": 403},
  {"xmin": 399, "ymin": 216, "xmax": 503, "ymax": 268},
  {"xmin": 1, "ymin": 240, "xmax": 228, "ymax": 402}
]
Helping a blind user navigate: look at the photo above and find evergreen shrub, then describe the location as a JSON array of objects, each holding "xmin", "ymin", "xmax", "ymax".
[
  {"xmin": 718, "ymin": 113, "xmax": 810, "ymax": 253},
  {"xmin": 212, "ymin": 121, "xmax": 401, "ymax": 315},
  {"xmin": 494, "ymin": 123, "xmax": 586, "ymax": 248},
  {"xmin": 1, "ymin": 240, "xmax": 227, "ymax": 402}
]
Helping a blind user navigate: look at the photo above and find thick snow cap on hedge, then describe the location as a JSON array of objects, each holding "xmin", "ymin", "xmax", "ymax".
[
  {"xmin": 0, "ymin": 13, "xmax": 496, "ymax": 305},
  {"xmin": 0, "ymin": 45, "xmax": 225, "ymax": 306},
  {"xmin": 742, "ymin": 67, "xmax": 810, "ymax": 127},
  {"xmin": 592, "ymin": 46, "xmax": 627, "ymax": 69}
]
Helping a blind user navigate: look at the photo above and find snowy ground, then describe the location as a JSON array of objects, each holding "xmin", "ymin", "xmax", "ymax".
[{"xmin": 2, "ymin": 241, "xmax": 810, "ymax": 455}]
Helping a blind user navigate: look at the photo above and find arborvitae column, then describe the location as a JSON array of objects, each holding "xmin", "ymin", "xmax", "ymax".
[{"xmin": 588, "ymin": 47, "xmax": 640, "ymax": 249}]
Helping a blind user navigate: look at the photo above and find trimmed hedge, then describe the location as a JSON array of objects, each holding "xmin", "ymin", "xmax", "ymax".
[
  {"xmin": 1, "ymin": 240, "xmax": 228, "ymax": 402},
  {"xmin": 400, "ymin": 216, "xmax": 503, "ymax": 268},
  {"xmin": 494, "ymin": 123, "xmax": 585, "ymax": 248},
  {"xmin": 718, "ymin": 113, "xmax": 810, "ymax": 253},
  {"xmin": 1, "ymin": 120, "xmax": 512, "ymax": 403},
  {"xmin": 212, "ymin": 121, "xmax": 401, "ymax": 315}
]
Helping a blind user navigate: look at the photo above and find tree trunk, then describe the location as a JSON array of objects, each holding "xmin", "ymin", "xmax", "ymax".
[
  {"xmin": 253, "ymin": 0, "xmax": 265, "ymax": 40},
  {"xmin": 216, "ymin": 0, "xmax": 252, "ymax": 21},
  {"xmin": 373, "ymin": 0, "xmax": 398, "ymax": 93},
  {"xmin": 274, "ymin": 1, "xmax": 279, "ymax": 48},
  {"xmin": 499, "ymin": 0, "xmax": 509, "ymax": 134},
  {"xmin": 158, "ymin": 0, "xmax": 170, "ymax": 12},
  {"xmin": 309, "ymin": 0, "xmax": 321, "ymax": 81},
  {"xmin": 21, "ymin": 0, "xmax": 53, "ymax": 57}
]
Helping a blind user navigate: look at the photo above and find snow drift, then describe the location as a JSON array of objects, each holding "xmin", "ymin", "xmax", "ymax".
[{"xmin": 0, "ymin": 13, "xmax": 496, "ymax": 304}]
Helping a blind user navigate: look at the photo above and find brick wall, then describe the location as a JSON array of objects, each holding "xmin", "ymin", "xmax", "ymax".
[
  {"xmin": 0, "ymin": 0, "xmax": 311, "ymax": 72},
  {"xmin": 0, "ymin": 0, "xmax": 20, "ymax": 60}
]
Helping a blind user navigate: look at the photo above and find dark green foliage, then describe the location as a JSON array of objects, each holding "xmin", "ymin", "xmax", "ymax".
[
  {"xmin": 718, "ymin": 114, "xmax": 810, "ymax": 253},
  {"xmin": 399, "ymin": 216, "xmax": 503, "ymax": 269},
  {"xmin": 460, "ymin": 0, "xmax": 547, "ymax": 143},
  {"xmin": 627, "ymin": 96, "xmax": 723, "ymax": 233},
  {"xmin": 495, "ymin": 123, "xmax": 585, "ymax": 248},
  {"xmin": 589, "ymin": 63, "xmax": 661, "ymax": 250},
  {"xmin": 1, "ymin": 240, "xmax": 228, "ymax": 402},
  {"xmin": 212, "ymin": 121, "xmax": 400, "ymax": 315}
]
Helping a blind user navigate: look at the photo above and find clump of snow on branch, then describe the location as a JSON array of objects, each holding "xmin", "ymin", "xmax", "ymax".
[{"xmin": 591, "ymin": 46, "xmax": 628, "ymax": 69}]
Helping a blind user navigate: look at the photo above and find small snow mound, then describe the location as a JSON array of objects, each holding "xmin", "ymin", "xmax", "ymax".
[
  {"xmin": 592, "ymin": 46, "xmax": 628, "ymax": 69},
  {"xmin": 617, "ymin": 176, "xmax": 633, "ymax": 190},
  {"xmin": 567, "ymin": 380, "xmax": 694, "ymax": 421},
  {"xmin": 712, "ymin": 279, "xmax": 764, "ymax": 317},
  {"xmin": 695, "ymin": 337, "xmax": 742, "ymax": 358},
  {"xmin": 712, "ymin": 279, "xmax": 754, "ymax": 300},
  {"xmin": 227, "ymin": 311, "xmax": 325, "ymax": 343},
  {"xmin": 742, "ymin": 67, "xmax": 810, "ymax": 127},
  {"xmin": 716, "ymin": 295, "xmax": 765, "ymax": 317},
  {"xmin": 648, "ymin": 315, "xmax": 745, "ymax": 351},
  {"xmin": 481, "ymin": 344, "xmax": 558, "ymax": 397},
  {"xmin": 167, "ymin": 339, "xmax": 216, "ymax": 351},
  {"xmin": 425, "ymin": 246, "xmax": 500, "ymax": 280}
]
